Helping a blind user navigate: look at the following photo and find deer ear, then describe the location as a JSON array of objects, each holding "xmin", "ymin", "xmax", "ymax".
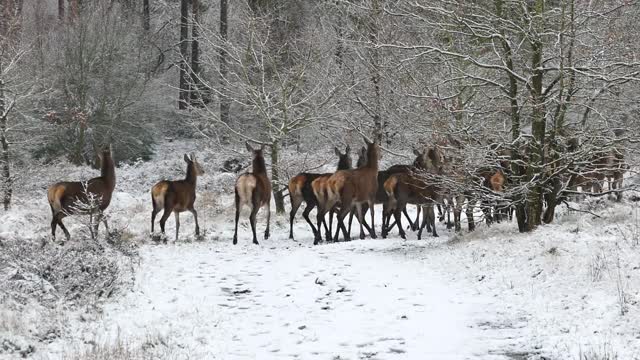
[
  {"xmin": 190, "ymin": 152, "xmax": 196, "ymax": 161},
  {"xmin": 413, "ymin": 148, "xmax": 421, "ymax": 156},
  {"xmin": 184, "ymin": 153, "xmax": 190, "ymax": 163},
  {"xmin": 260, "ymin": 144, "xmax": 266, "ymax": 151},
  {"xmin": 334, "ymin": 147, "xmax": 341, "ymax": 156},
  {"xmin": 245, "ymin": 142, "xmax": 254, "ymax": 153},
  {"xmin": 345, "ymin": 145, "xmax": 351, "ymax": 154}
]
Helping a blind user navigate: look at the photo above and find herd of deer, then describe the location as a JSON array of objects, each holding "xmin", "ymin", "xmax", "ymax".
[{"xmin": 45, "ymin": 138, "xmax": 627, "ymax": 245}]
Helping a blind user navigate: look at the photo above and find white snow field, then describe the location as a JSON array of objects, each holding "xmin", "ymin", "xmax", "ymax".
[{"xmin": 2, "ymin": 143, "xmax": 640, "ymax": 359}]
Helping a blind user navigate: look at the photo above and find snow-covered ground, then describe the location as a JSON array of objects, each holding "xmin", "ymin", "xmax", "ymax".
[{"xmin": 2, "ymin": 141, "xmax": 640, "ymax": 359}]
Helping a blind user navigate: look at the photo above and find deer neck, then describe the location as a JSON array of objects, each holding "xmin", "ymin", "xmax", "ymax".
[
  {"xmin": 252, "ymin": 156, "xmax": 267, "ymax": 176},
  {"xmin": 337, "ymin": 158, "xmax": 352, "ymax": 170},
  {"xmin": 101, "ymin": 157, "xmax": 116, "ymax": 190},
  {"xmin": 185, "ymin": 163, "xmax": 198, "ymax": 185}
]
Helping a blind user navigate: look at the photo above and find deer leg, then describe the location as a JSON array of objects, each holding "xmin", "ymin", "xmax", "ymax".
[
  {"xmin": 334, "ymin": 203, "xmax": 351, "ymax": 242},
  {"xmin": 327, "ymin": 209, "xmax": 335, "ymax": 242},
  {"xmin": 159, "ymin": 209, "xmax": 172, "ymax": 244},
  {"xmin": 314, "ymin": 206, "xmax": 325, "ymax": 245},
  {"xmin": 428, "ymin": 204, "xmax": 438, "ymax": 237},
  {"xmin": 56, "ymin": 214, "xmax": 71, "ymax": 243},
  {"xmin": 190, "ymin": 208, "xmax": 200, "ymax": 237},
  {"xmin": 288, "ymin": 198, "xmax": 301, "ymax": 240},
  {"xmin": 394, "ymin": 206, "xmax": 406, "ymax": 240},
  {"xmin": 425, "ymin": 205, "xmax": 432, "ymax": 234},
  {"xmin": 249, "ymin": 206, "xmax": 260, "ymax": 245},
  {"xmin": 368, "ymin": 200, "xmax": 377, "ymax": 239},
  {"xmin": 174, "ymin": 212, "xmax": 180, "ymax": 241},
  {"xmin": 354, "ymin": 203, "xmax": 366, "ymax": 240},
  {"xmin": 264, "ymin": 201, "xmax": 271, "ymax": 240},
  {"xmin": 412, "ymin": 205, "xmax": 421, "ymax": 231},
  {"xmin": 233, "ymin": 190, "xmax": 241, "ymax": 245},
  {"xmin": 381, "ymin": 203, "xmax": 389, "ymax": 238},
  {"xmin": 301, "ymin": 204, "xmax": 318, "ymax": 240}
]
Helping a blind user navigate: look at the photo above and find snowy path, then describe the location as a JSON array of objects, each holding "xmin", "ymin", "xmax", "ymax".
[{"xmin": 75, "ymin": 238, "xmax": 515, "ymax": 359}]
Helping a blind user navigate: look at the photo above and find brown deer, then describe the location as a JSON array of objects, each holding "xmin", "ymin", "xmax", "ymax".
[
  {"xmin": 319, "ymin": 136, "xmax": 380, "ymax": 242},
  {"xmin": 378, "ymin": 147, "xmax": 437, "ymax": 236},
  {"xmin": 288, "ymin": 146, "xmax": 352, "ymax": 241},
  {"xmin": 233, "ymin": 142, "xmax": 271, "ymax": 245},
  {"xmin": 384, "ymin": 171, "xmax": 442, "ymax": 239},
  {"xmin": 151, "ymin": 153, "xmax": 205, "ymax": 242},
  {"xmin": 47, "ymin": 144, "xmax": 116, "ymax": 243}
]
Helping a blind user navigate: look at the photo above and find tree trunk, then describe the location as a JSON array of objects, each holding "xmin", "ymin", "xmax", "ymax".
[
  {"xmin": 68, "ymin": 0, "xmax": 78, "ymax": 20},
  {"xmin": 178, "ymin": 0, "xmax": 189, "ymax": 110},
  {"xmin": 219, "ymin": 0, "xmax": 230, "ymax": 124},
  {"xmin": 495, "ymin": 0, "xmax": 527, "ymax": 232},
  {"xmin": 270, "ymin": 142, "xmax": 285, "ymax": 214},
  {"xmin": 526, "ymin": 0, "xmax": 546, "ymax": 231},
  {"xmin": 369, "ymin": 0, "xmax": 383, "ymax": 144},
  {"xmin": 190, "ymin": 0, "xmax": 200, "ymax": 105},
  {"xmin": 0, "ymin": 70, "xmax": 11, "ymax": 211},
  {"xmin": 142, "ymin": 0, "xmax": 149, "ymax": 31}
]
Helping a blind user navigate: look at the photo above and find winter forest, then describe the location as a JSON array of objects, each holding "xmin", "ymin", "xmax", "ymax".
[{"xmin": 2, "ymin": 0, "xmax": 640, "ymax": 358}]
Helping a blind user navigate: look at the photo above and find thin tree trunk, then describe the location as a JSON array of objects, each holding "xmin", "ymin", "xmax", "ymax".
[
  {"xmin": 219, "ymin": 0, "xmax": 230, "ymax": 124},
  {"xmin": 370, "ymin": 0, "xmax": 383, "ymax": 144},
  {"xmin": 190, "ymin": 0, "xmax": 200, "ymax": 105},
  {"xmin": 178, "ymin": 0, "xmax": 189, "ymax": 109},
  {"xmin": 142, "ymin": 0, "xmax": 149, "ymax": 31},
  {"xmin": 68, "ymin": 0, "xmax": 78, "ymax": 20},
  {"xmin": 270, "ymin": 142, "xmax": 285, "ymax": 214},
  {"xmin": 58, "ymin": 0, "xmax": 64, "ymax": 21},
  {"xmin": 0, "ymin": 70, "xmax": 11, "ymax": 211}
]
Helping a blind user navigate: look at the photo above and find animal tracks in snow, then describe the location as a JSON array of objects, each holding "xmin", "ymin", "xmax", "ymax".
[{"xmin": 66, "ymin": 239, "xmax": 519, "ymax": 359}]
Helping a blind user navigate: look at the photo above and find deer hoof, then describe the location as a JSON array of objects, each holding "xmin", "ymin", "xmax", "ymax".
[
  {"xmin": 253, "ymin": 240, "xmax": 260, "ymax": 245},
  {"xmin": 233, "ymin": 237, "xmax": 238, "ymax": 245}
]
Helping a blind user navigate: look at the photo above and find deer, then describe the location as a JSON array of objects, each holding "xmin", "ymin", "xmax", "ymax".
[
  {"xmin": 150, "ymin": 153, "xmax": 205, "ymax": 242},
  {"xmin": 47, "ymin": 144, "xmax": 115, "ymax": 243},
  {"xmin": 378, "ymin": 147, "xmax": 437, "ymax": 236},
  {"xmin": 383, "ymin": 171, "xmax": 442, "ymax": 240},
  {"xmin": 317, "ymin": 136, "xmax": 380, "ymax": 242},
  {"xmin": 233, "ymin": 142, "xmax": 271, "ymax": 245},
  {"xmin": 288, "ymin": 146, "xmax": 352, "ymax": 241},
  {"xmin": 308, "ymin": 147, "xmax": 371, "ymax": 244}
]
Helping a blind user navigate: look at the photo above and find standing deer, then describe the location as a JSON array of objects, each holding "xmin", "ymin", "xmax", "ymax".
[
  {"xmin": 320, "ymin": 136, "xmax": 380, "ymax": 242},
  {"xmin": 47, "ymin": 144, "xmax": 116, "ymax": 243},
  {"xmin": 233, "ymin": 142, "xmax": 271, "ymax": 245},
  {"xmin": 288, "ymin": 146, "xmax": 352, "ymax": 241},
  {"xmin": 151, "ymin": 153, "xmax": 205, "ymax": 242}
]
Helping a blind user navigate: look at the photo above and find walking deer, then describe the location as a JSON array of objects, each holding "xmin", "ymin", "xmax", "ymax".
[
  {"xmin": 289, "ymin": 146, "xmax": 358, "ymax": 241},
  {"xmin": 318, "ymin": 136, "xmax": 380, "ymax": 242},
  {"xmin": 151, "ymin": 153, "xmax": 204, "ymax": 242},
  {"xmin": 383, "ymin": 171, "xmax": 442, "ymax": 239},
  {"xmin": 47, "ymin": 144, "xmax": 115, "ymax": 243},
  {"xmin": 308, "ymin": 147, "xmax": 371, "ymax": 244},
  {"xmin": 233, "ymin": 142, "xmax": 271, "ymax": 245}
]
